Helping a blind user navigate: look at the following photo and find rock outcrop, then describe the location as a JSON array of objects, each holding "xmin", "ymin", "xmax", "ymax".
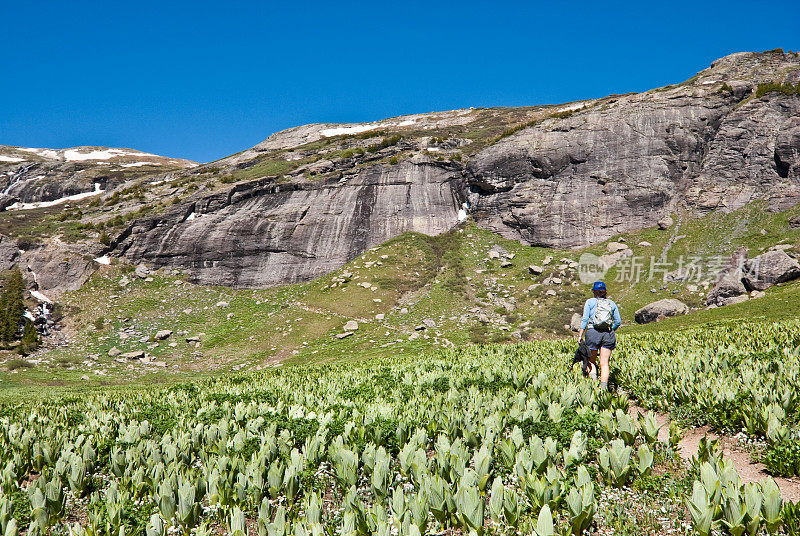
[
  {"xmin": 0, "ymin": 145, "xmax": 195, "ymax": 207},
  {"xmin": 467, "ymin": 51, "xmax": 800, "ymax": 247},
  {"xmin": 114, "ymin": 157, "xmax": 466, "ymax": 287},
  {"xmin": 634, "ymin": 299, "xmax": 690, "ymax": 324},
  {"xmin": 743, "ymin": 249, "xmax": 800, "ymax": 290}
]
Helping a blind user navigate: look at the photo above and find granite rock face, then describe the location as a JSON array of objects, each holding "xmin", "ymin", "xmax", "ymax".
[
  {"xmin": 743, "ymin": 249, "xmax": 800, "ymax": 290},
  {"xmin": 467, "ymin": 52, "xmax": 800, "ymax": 247},
  {"xmin": 115, "ymin": 157, "xmax": 466, "ymax": 287}
]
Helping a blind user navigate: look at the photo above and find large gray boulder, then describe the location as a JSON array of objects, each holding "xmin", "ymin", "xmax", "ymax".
[
  {"xmin": 634, "ymin": 299, "xmax": 690, "ymax": 324},
  {"xmin": 706, "ymin": 248, "xmax": 748, "ymax": 306},
  {"xmin": 743, "ymin": 250, "xmax": 800, "ymax": 291}
]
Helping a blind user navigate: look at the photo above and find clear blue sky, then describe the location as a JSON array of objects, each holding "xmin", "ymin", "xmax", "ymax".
[{"xmin": 2, "ymin": 1, "xmax": 799, "ymax": 163}]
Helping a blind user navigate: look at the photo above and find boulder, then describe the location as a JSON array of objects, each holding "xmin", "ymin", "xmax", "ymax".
[
  {"xmin": 343, "ymin": 320, "xmax": 359, "ymax": 331},
  {"xmin": 789, "ymin": 215, "xmax": 800, "ymax": 229},
  {"xmin": 487, "ymin": 250, "xmax": 501, "ymax": 260},
  {"xmin": 375, "ymin": 313, "xmax": 385, "ymax": 320},
  {"xmin": 423, "ymin": 319, "xmax": 436, "ymax": 328},
  {"xmin": 154, "ymin": 330, "xmax": 173, "ymax": 340},
  {"xmin": 500, "ymin": 260, "xmax": 513, "ymax": 268},
  {"xmin": 528, "ymin": 265, "xmax": 544, "ymax": 275},
  {"xmin": 542, "ymin": 256, "xmax": 552, "ymax": 265},
  {"xmin": 134, "ymin": 264, "xmax": 150, "ymax": 279},
  {"xmin": 606, "ymin": 242, "xmax": 629, "ymax": 253},
  {"xmin": 107, "ymin": 346, "xmax": 121, "ymax": 357},
  {"xmin": 750, "ymin": 290, "xmax": 766, "ymax": 298},
  {"xmin": 638, "ymin": 241, "xmax": 652, "ymax": 247},
  {"xmin": 743, "ymin": 250, "xmax": 800, "ymax": 291},
  {"xmin": 706, "ymin": 247, "xmax": 748, "ymax": 306},
  {"xmin": 657, "ymin": 216, "xmax": 674, "ymax": 230},
  {"xmin": 335, "ymin": 332, "xmax": 353, "ymax": 339},
  {"xmin": 570, "ymin": 313, "xmax": 582, "ymax": 332},
  {"xmin": 121, "ymin": 350, "xmax": 145, "ymax": 360},
  {"xmin": 721, "ymin": 294, "xmax": 749, "ymax": 306},
  {"xmin": 634, "ymin": 299, "xmax": 689, "ymax": 324}
]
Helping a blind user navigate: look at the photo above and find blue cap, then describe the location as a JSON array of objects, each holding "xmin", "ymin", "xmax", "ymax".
[{"xmin": 592, "ymin": 281, "xmax": 606, "ymax": 291}]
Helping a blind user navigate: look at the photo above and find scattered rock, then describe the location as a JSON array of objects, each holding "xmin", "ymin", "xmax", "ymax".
[
  {"xmin": 657, "ymin": 216, "xmax": 674, "ymax": 230},
  {"xmin": 335, "ymin": 332, "xmax": 353, "ymax": 339},
  {"xmin": 134, "ymin": 265, "xmax": 150, "ymax": 279},
  {"xmin": 154, "ymin": 330, "xmax": 173, "ymax": 340},
  {"xmin": 399, "ymin": 308, "xmax": 408, "ymax": 314},
  {"xmin": 226, "ymin": 312, "xmax": 234, "ymax": 319},
  {"xmin": 215, "ymin": 301, "xmax": 229, "ymax": 308},
  {"xmin": 542, "ymin": 256, "xmax": 552, "ymax": 265},
  {"xmin": 423, "ymin": 319, "xmax": 436, "ymax": 328},
  {"xmin": 118, "ymin": 276, "xmax": 130, "ymax": 287},
  {"xmin": 606, "ymin": 242, "xmax": 629, "ymax": 253},
  {"xmin": 638, "ymin": 241, "xmax": 653, "ymax": 247},
  {"xmin": 107, "ymin": 346, "xmax": 121, "ymax": 357},
  {"xmin": 570, "ymin": 313, "xmax": 582, "ymax": 332},
  {"xmin": 721, "ymin": 294, "xmax": 749, "ymax": 306},
  {"xmin": 415, "ymin": 324, "xmax": 426, "ymax": 331},
  {"xmin": 743, "ymin": 250, "xmax": 800, "ymax": 291},
  {"xmin": 528, "ymin": 265, "xmax": 544, "ymax": 275},
  {"xmin": 634, "ymin": 299, "xmax": 689, "ymax": 324},
  {"xmin": 185, "ymin": 336, "xmax": 200, "ymax": 343},
  {"xmin": 375, "ymin": 313, "xmax": 385, "ymax": 320},
  {"xmin": 81, "ymin": 375, "xmax": 90, "ymax": 381},
  {"xmin": 487, "ymin": 250, "xmax": 501, "ymax": 260},
  {"xmin": 500, "ymin": 260, "xmax": 513, "ymax": 268},
  {"xmin": 551, "ymin": 277, "xmax": 562, "ymax": 285},
  {"xmin": 789, "ymin": 215, "xmax": 800, "ymax": 229},
  {"xmin": 408, "ymin": 332, "xmax": 420, "ymax": 341},
  {"xmin": 343, "ymin": 320, "xmax": 359, "ymax": 331},
  {"xmin": 546, "ymin": 289, "xmax": 557, "ymax": 296},
  {"xmin": 121, "ymin": 350, "xmax": 145, "ymax": 360},
  {"xmin": 750, "ymin": 290, "xmax": 766, "ymax": 298}
]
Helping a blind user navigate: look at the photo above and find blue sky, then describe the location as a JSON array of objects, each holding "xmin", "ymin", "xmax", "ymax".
[{"xmin": 2, "ymin": 1, "xmax": 799, "ymax": 163}]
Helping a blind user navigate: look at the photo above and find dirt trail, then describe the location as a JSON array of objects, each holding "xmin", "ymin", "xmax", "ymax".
[{"xmin": 630, "ymin": 406, "xmax": 800, "ymax": 500}]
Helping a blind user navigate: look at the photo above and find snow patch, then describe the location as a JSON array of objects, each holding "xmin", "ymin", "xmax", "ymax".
[
  {"xmin": 120, "ymin": 161, "xmax": 161, "ymax": 168},
  {"xmin": 7, "ymin": 183, "xmax": 104, "ymax": 210},
  {"xmin": 556, "ymin": 101, "xmax": 591, "ymax": 113},
  {"xmin": 458, "ymin": 202, "xmax": 470, "ymax": 222},
  {"xmin": 319, "ymin": 124, "xmax": 380, "ymax": 137},
  {"xmin": 16, "ymin": 147, "xmax": 60, "ymax": 159},
  {"xmin": 0, "ymin": 155, "xmax": 23, "ymax": 162},
  {"xmin": 185, "ymin": 212, "xmax": 196, "ymax": 221},
  {"xmin": 94, "ymin": 255, "xmax": 111, "ymax": 265},
  {"xmin": 30, "ymin": 290, "xmax": 52, "ymax": 303},
  {"xmin": 24, "ymin": 310, "xmax": 35, "ymax": 321}
]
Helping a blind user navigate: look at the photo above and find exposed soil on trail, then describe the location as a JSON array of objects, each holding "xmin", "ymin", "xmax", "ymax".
[{"xmin": 630, "ymin": 406, "xmax": 800, "ymax": 500}]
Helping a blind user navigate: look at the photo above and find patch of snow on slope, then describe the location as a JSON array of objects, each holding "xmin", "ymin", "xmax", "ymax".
[
  {"xmin": 8, "ymin": 183, "xmax": 104, "ymax": 210},
  {"xmin": 120, "ymin": 161, "xmax": 161, "ymax": 168},
  {"xmin": 63, "ymin": 148, "xmax": 152, "ymax": 161},
  {"xmin": 94, "ymin": 255, "xmax": 111, "ymax": 265},
  {"xmin": 0, "ymin": 155, "xmax": 24, "ymax": 162},
  {"xmin": 30, "ymin": 290, "xmax": 52, "ymax": 303},
  {"xmin": 16, "ymin": 148, "xmax": 60, "ymax": 159},
  {"xmin": 319, "ymin": 124, "xmax": 381, "ymax": 137}
]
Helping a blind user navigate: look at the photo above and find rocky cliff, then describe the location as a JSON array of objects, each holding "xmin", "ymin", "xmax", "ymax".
[
  {"xmin": 0, "ymin": 145, "xmax": 196, "ymax": 210},
  {"xmin": 114, "ymin": 157, "xmax": 465, "ymax": 286},
  {"xmin": 467, "ymin": 51, "xmax": 800, "ymax": 247},
  {"xmin": 3, "ymin": 51, "xmax": 800, "ymax": 290}
]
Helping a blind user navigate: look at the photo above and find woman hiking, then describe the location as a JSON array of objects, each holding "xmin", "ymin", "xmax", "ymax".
[{"xmin": 576, "ymin": 281, "xmax": 621, "ymax": 391}]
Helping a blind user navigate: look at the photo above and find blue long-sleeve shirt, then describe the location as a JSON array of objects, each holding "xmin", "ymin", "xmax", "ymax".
[{"xmin": 580, "ymin": 297, "xmax": 621, "ymax": 330}]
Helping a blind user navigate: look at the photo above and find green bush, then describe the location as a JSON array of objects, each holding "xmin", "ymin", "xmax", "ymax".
[
  {"xmin": 755, "ymin": 81, "xmax": 800, "ymax": 98},
  {"xmin": 0, "ymin": 267, "xmax": 25, "ymax": 345},
  {"xmin": 763, "ymin": 441, "xmax": 800, "ymax": 476}
]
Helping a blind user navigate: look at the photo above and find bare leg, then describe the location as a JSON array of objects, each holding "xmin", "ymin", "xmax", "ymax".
[
  {"xmin": 587, "ymin": 349, "xmax": 598, "ymax": 379},
  {"xmin": 599, "ymin": 347, "xmax": 612, "ymax": 385}
]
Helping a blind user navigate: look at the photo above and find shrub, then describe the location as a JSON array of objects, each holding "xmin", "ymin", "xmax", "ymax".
[
  {"xmin": 754, "ymin": 82, "xmax": 800, "ymax": 99},
  {"xmin": 763, "ymin": 441, "xmax": 800, "ymax": 476},
  {"xmin": 0, "ymin": 267, "xmax": 25, "ymax": 344},
  {"xmin": 6, "ymin": 358, "xmax": 34, "ymax": 371},
  {"xmin": 99, "ymin": 230, "xmax": 110, "ymax": 245}
]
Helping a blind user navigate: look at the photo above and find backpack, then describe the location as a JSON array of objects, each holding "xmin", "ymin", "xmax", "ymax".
[{"xmin": 592, "ymin": 298, "xmax": 614, "ymax": 330}]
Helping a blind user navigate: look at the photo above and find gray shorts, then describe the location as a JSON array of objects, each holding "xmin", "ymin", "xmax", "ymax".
[{"xmin": 585, "ymin": 327, "xmax": 616, "ymax": 351}]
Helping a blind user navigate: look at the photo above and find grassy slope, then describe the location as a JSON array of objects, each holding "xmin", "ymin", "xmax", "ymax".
[{"xmin": 1, "ymin": 201, "xmax": 799, "ymax": 392}]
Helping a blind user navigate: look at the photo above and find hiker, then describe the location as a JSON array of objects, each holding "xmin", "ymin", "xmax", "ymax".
[{"xmin": 576, "ymin": 281, "xmax": 621, "ymax": 391}]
